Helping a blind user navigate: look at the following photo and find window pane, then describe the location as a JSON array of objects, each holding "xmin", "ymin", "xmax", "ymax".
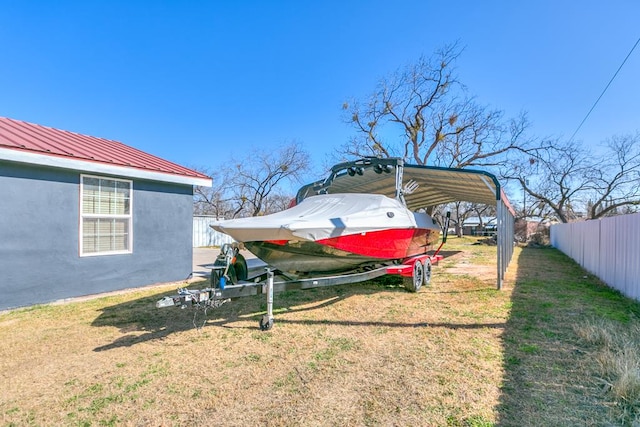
[
  {"xmin": 82, "ymin": 177, "xmax": 131, "ymax": 216},
  {"xmin": 99, "ymin": 180, "xmax": 116, "ymax": 215},
  {"xmin": 84, "ymin": 177, "xmax": 99, "ymax": 191},
  {"xmin": 82, "ymin": 218, "xmax": 98, "ymax": 253},
  {"xmin": 81, "ymin": 176, "xmax": 132, "ymax": 255},
  {"xmin": 113, "ymin": 219, "xmax": 129, "ymax": 251},
  {"xmin": 82, "ymin": 177, "xmax": 99, "ymax": 214},
  {"xmin": 99, "ymin": 219, "xmax": 114, "ymax": 251},
  {"xmin": 116, "ymin": 181, "xmax": 131, "ymax": 215}
]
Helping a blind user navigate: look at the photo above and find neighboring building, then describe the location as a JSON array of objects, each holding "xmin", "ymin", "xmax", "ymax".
[
  {"xmin": 0, "ymin": 117, "xmax": 211, "ymax": 310},
  {"xmin": 462, "ymin": 216, "xmax": 497, "ymax": 236}
]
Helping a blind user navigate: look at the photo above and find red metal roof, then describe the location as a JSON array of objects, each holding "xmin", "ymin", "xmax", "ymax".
[{"xmin": 0, "ymin": 117, "xmax": 210, "ymax": 181}]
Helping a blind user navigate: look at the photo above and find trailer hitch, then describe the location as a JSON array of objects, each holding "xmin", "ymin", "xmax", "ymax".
[
  {"xmin": 155, "ymin": 287, "xmax": 230, "ymax": 310},
  {"xmin": 155, "ymin": 244, "xmax": 240, "ymax": 310}
]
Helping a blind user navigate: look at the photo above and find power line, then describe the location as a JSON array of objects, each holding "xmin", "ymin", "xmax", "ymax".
[{"xmin": 568, "ymin": 36, "xmax": 640, "ymax": 143}]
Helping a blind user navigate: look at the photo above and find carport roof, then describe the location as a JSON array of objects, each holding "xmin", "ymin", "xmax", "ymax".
[
  {"xmin": 297, "ymin": 158, "xmax": 513, "ymax": 212},
  {"xmin": 295, "ymin": 157, "xmax": 516, "ymax": 290}
]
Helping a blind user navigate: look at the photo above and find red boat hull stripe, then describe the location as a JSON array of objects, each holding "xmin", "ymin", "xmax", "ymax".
[{"xmin": 317, "ymin": 228, "xmax": 436, "ymax": 259}]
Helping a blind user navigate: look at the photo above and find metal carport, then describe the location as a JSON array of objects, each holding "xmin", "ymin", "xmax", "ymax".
[{"xmin": 295, "ymin": 157, "xmax": 515, "ymax": 289}]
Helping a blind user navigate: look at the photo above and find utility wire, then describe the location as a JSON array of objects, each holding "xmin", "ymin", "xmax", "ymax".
[{"xmin": 568, "ymin": 36, "xmax": 640, "ymax": 143}]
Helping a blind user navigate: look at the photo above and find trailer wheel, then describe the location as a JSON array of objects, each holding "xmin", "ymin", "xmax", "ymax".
[
  {"xmin": 423, "ymin": 258, "xmax": 432, "ymax": 285},
  {"xmin": 233, "ymin": 253, "xmax": 248, "ymax": 282},
  {"xmin": 259, "ymin": 315, "xmax": 274, "ymax": 331},
  {"xmin": 404, "ymin": 260, "xmax": 424, "ymax": 292}
]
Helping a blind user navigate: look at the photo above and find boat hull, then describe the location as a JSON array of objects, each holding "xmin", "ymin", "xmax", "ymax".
[
  {"xmin": 244, "ymin": 240, "xmax": 381, "ymax": 274},
  {"xmin": 245, "ymin": 227, "xmax": 439, "ymax": 274},
  {"xmin": 212, "ymin": 193, "xmax": 442, "ymax": 274}
]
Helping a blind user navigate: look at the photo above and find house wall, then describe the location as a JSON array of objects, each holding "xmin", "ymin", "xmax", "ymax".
[{"xmin": 0, "ymin": 161, "xmax": 193, "ymax": 310}]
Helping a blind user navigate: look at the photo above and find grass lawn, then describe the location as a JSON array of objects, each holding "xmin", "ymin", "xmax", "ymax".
[{"xmin": 1, "ymin": 236, "xmax": 639, "ymax": 426}]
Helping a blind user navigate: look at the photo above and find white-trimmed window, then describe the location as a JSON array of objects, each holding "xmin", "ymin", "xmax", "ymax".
[{"xmin": 80, "ymin": 175, "xmax": 132, "ymax": 256}]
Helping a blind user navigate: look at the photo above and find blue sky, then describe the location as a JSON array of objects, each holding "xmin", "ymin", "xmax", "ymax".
[{"xmin": 2, "ymin": 1, "xmax": 639, "ymax": 185}]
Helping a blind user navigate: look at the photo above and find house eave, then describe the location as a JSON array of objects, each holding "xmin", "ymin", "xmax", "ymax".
[{"xmin": 0, "ymin": 147, "xmax": 212, "ymax": 187}]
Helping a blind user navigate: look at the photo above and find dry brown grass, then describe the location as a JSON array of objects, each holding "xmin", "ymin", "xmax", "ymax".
[
  {"xmin": 1, "ymin": 236, "xmax": 639, "ymax": 426},
  {"xmin": 575, "ymin": 318, "xmax": 640, "ymax": 424}
]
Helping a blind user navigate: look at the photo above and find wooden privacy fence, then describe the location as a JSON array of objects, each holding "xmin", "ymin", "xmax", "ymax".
[
  {"xmin": 193, "ymin": 216, "xmax": 234, "ymax": 247},
  {"xmin": 550, "ymin": 212, "xmax": 640, "ymax": 301}
]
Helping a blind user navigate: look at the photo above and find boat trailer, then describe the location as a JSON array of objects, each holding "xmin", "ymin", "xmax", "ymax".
[
  {"xmin": 156, "ymin": 246, "xmax": 442, "ymax": 330},
  {"xmin": 156, "ymin": 213, "xmax": 449, "ymax": 331}
]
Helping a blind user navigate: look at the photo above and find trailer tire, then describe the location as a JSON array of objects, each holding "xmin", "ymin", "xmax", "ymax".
[
  {"xmin": 232, "ymin": 253, "xmax": 248, "ymax": 282},
  {"xmin": 404, "ymin": 260, "xmax": 424, "ymax": 292},
  {"xmin": 423, "ymin": 258, "xmax": 432, "ymax": 285}
]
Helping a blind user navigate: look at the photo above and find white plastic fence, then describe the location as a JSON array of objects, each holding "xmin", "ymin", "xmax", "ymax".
[
  {"xmin": 550, "ymin": 212, "xmax": 640, "ymax": 300},
  {"xmin": 193, "ymin": 216, "xmax": 235, "ymax": 247}
]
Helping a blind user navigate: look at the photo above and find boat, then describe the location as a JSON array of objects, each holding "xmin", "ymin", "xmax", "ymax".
[
  {"xmin": 158, "ymin": 157, "xmax": 512, "ymax": 330},
  {"xmin": 211, "ymin": 192, "xmax": 441, "ymax": 275}
]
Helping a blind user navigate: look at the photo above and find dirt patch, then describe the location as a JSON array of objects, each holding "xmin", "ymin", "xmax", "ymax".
[{"xmin": 438, "ymin": 246, "xmax": 498, "ymax": 282}]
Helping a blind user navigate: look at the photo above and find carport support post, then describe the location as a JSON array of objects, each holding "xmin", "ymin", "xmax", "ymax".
[
  {"xmin": 497, "ymin": 201, "xmax": 504, "ymax": 290},
  {"xmin": 495, "ymin": 197, "xmax": 515, "ymax": 290}
]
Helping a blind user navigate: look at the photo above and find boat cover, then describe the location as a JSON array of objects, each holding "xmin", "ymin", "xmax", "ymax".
[{"xmin": 211, "ymin": 193, "xmax": 439, "ymax": 243}]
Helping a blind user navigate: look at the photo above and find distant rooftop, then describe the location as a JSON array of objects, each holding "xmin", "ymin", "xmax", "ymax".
[
  {"xmin": 463, "ymin": 216, "xmax": 497, "ymax": 226},
  {"xmin": 0, "ymin": 117, "xmax": 211, "ymax": 186}
]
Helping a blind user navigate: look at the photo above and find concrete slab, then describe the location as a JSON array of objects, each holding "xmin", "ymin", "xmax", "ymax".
[{"xmin": 192, "ymin": 247, "xmax": 219, "ymax": 279}]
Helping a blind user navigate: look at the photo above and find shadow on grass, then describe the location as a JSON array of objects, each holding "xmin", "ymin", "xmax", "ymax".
[
  {"xmin": 496, "ymin": 246, "xmax": 640, "ymax": 426},
  {"xmin": 90, "ymin": 288, "xmax": 201, "ymax": 351},
  {"xmin": 89, "ymin": 278, "xmax": 399, "ymax": 350},
  {"xmin": 91, "ymin": 251, "xmax": 465, "ymax": 352},
  {"xmin": 264, "ymin": 318, "xmax": 505, "ymax": 330},
  {"xmin": 92, "ymin": 280, "xmax": 504, "ymax": 351}
]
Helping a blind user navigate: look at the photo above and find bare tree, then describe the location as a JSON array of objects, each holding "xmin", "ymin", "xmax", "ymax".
[
  {"xmin": 470, "ymin": 203, "xmax": 496, "ymax": 231},
  {"xmin": 434, "ymin": 201, "xmax": 477, "ymax": 238},
  {"xmin": 501, "ymin": 133, "xmax": 640, "ymax": 223},
  {"xmin": 228, "ymin": 141, "xmax": 311, "ymax": 217},
  {"xmin": 193, "ymin": 141, "xmax": 311, "ymax": 218},
  {"xmin": 193, "ymin": 166, "xmax": 231, "ymax": 217},
  {"xmin": 193, "ymin": 184, "xmax": 225, "ymax": 217},
  {"xmin": 261, "ymin": 193, "xmax": 296, "ymax": 215},
  {"xmin": 501, "ymin": 141, "xmax": 590, "ymax": 223},
  {"xmin": 341, "ymin": 43, "xmax": 532, "ymax": 168},
  {"xmin": 584, "ymin": 133, "xmax": 640, "ymax": 219}
]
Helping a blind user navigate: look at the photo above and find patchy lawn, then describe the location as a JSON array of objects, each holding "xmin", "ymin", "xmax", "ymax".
[{"xmin": 1, "ymin": 236, "xmax": 639, "ymax": 426}]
